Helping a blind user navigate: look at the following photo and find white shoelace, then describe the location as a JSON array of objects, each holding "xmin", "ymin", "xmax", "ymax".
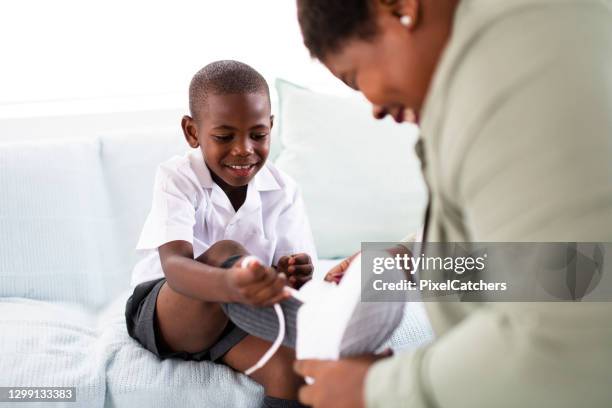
[{"xmin": 241, "ymin": 256, "xmax": 287, "ymax": 376}]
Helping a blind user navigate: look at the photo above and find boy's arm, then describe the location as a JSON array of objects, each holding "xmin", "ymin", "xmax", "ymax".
[
  {"xmin": 158, "ymin": 240, "xmax": 234, "ymax": 303},
  {"xmin": 159, "ymin": 240, "xmax": 289, "ymax": 306}
]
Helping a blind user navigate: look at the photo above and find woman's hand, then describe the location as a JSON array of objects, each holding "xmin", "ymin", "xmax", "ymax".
[
  {"xmin": 276, "ymin": 253, "xmax": 314, "ymax": 289},
  {"xmin": 324, "ymin": 252, "xmax": 360, "ymax": 284},
  {"xmin": 294, "ymin": 350, "xmax": 393, "ymax": 408}
]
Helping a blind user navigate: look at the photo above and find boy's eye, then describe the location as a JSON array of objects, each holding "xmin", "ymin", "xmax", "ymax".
[
  {"xmin": 213, "ymin": 135, "xmax": 233, "ymax": 142},
  {"xmin": 251, "ymin": 133, "xmax": 268, "ymax": 141}
]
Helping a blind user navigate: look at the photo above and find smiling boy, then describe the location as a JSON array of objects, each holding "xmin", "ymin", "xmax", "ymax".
[{"xmin": 125, "ymin": 61, "xmax": 315, "ymax": 408}]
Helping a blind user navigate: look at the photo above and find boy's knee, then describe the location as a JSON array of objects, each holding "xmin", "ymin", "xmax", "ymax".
[{"xmin": 196, "ymin": 240, "xmax": 248, "ymax": 267}]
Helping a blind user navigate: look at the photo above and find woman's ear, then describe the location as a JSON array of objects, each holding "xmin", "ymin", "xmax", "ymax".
[
  {"xmin": 181, "ymin": 115, "xmax": 200, "ymax": 148},
  {"xmin": 379, "ymin": 0, "xmax": 420, "ymax": 30},
  {"xmin": 269, "ymin": 114, "xmax": 274, "ymax": 129}
]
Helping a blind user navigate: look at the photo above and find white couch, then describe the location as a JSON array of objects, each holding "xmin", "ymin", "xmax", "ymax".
[{"xmin": 0, "ymin": 80, "xmax": 433, "ymax": 407}]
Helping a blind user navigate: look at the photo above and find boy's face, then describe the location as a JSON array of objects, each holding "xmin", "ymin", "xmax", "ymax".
[{"xmin": 182, "ymin": 92, "xmax": 272, "ymax": 188}]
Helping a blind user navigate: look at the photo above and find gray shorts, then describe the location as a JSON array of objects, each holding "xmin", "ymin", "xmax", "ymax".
[
  {"xmin": 125, "ymin": 256, "xmax": 302, "ymax": 362},
  {"xmin": 125, "ymin": 277, "xmax": 252, "ymax": 362}
]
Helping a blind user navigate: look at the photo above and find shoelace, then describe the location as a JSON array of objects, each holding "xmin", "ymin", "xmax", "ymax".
[{"xmin": 241, "ymin": 256, "xmax": 286, "ymax": 376}]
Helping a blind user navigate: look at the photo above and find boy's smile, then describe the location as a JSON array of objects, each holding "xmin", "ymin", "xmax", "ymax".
[{"xmin": 182, "ymin": 92, "xmax": 273, "ymax": 191}]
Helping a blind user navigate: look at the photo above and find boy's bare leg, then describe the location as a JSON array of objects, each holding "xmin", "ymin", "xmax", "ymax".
[
  {"xmin": 222, "ymin": 336, "xmax": 303, "ymax": 399},
  {"xmin": 154, "ymin": 240, "xmax": 303, "ymax": 400},
  {"xmin": 155, "ymin": 240, "xmax": 247, "ymax": 354}
]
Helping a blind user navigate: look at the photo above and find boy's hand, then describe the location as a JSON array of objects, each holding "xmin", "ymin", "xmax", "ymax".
[
  {"xmin": 276, "ymin": 253, "xmax": 313, "ymax": 289},
  {"xmin": 324, "ymin": 252, "xmax": 360, "ymax": 284},
  {"xmin": 225, "ymin": 257, "xmax": 289, "ymax": 307}
]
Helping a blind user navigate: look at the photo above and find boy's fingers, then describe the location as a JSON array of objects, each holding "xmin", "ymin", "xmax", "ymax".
[
  {"xmin": 290, "ymin": 253, "xmax": 311, "ymax": 265},
  {"xmin": 252, "ymin": 274, "xmax": 288, "ymax": 306},
  {"xmin": 247, "ymin": 260, "xmax": 271, "ymax": 283},
  {"xmin": 232, "ymin": 266, "xmax": 259, "ymax": 286},
  {"xmin": 287, "ymin": 274, "xmax": 310, "ymax": 289},
  {"xmin": 277, "ymin": 256, "xmax": 290, "ymax": 270},
  {"xmin": 235, "ymin": 265, "xmax": 275, "ymax": 291},
  {"xmin": 252, "ymin": 277, "xmax": 284, "ymax": 301},
  {"xmin": 242, "ymin": 268, "xmax": 278, "ymax": 295},
  {"xmin": 261, "ymin": 288, "xmax": 291, "ymax": 307},
  {"xmin": 294, "ymin": 276, "xmax": 312, "ymax": 289},
  {"xmin": 234, "ymin": 260, "xmax": 268, "ymax": 285},
  {"xmin": 296, "ymin": 275, "xmax": 312, "ymax": 283},
  {"xmin": 253, "ymin": 271, "xmax": 285, "ymax": 294},
  {"xmin": 289, "ymin": 264, "xmax": 313, "ymax": 276}
]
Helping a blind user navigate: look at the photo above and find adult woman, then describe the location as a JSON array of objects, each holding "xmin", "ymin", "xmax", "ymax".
[{"xmin": 293, "ymin": 1, "xmax": 612, "ymax": 407}]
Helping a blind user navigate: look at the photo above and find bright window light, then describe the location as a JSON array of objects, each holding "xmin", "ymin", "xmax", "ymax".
[{"xmin": 0, "ymin": 0, "xmax": 350, "ymax": 116}]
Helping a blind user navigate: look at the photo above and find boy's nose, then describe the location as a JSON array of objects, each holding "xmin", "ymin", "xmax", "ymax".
[{"xmin": 233, "ymin": 139, "xmax": 254, "ymax": 156}]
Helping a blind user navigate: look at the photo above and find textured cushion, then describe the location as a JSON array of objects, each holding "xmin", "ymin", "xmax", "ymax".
[
  {"xmin": 99, "ymin": 291, "xmax": 264, "ymax": 408},
  {"xmin": 0, "ymin": 288, "xmax": 430, "ymax": 408},
  {"xmin": 0, "ymin": 138, "xmax": 121, "ymax": 310},
  {"xmin": 383, "ymin": 303, "xmax": 434, "ymax": 353},
  {"xmin": 0, "ymin": 298, "xmax": 105, "ymax": 408},
  {"xmin": 0, "ymin": 294, "xmax": 265, "ymax": 408},
  {"xmin": 274, "ymin": 79, "xmax": 427, "ymax": 258},
  {"xmin": 99, "ymin": 130, "xmax": 188, "ymax": 283}
]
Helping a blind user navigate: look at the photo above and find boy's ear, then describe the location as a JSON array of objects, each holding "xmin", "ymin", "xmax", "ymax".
[
  {"xmin": 270, "ymin": 114, "xmax": 274, "ymax": 129},
  {"xmin": 181, "ymin": 115, "xmax": 200, "ymax": 148}
]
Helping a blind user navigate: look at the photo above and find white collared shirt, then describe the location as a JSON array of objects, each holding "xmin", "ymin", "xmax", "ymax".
[{"xmin": 130, "ymin": 149, "xmax": 318, "ymax": 287}]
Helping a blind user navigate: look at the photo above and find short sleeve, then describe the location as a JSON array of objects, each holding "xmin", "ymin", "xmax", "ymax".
[
  {"xmin": 272, "ymin": 186, "xmax": 318, "ymax": 269},
  {"xmin": 135, "ymin": 163, "xmax": 200, "ymax": 250}
]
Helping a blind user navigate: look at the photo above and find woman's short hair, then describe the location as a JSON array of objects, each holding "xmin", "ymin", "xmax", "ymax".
[{"xmin": 297, "ymin": 0, "xmax": 379, "ymax": 60}]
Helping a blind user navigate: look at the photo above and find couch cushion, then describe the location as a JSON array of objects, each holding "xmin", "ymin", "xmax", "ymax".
[
  {"xmin": 99, "ymin": 130, "xmax": 188, "ymax": 283},
  {"xmin": 0, "ymin": 298, "xmax": 106, "ymax": 408},
  {"xmin": 96, "ymin": 291, "xmax": 265, "ymax": 407},
  {"xmin": 383, "ymin": 303, "xmax": 434, "ymax": 353},
  {"xmin": 274, "ymin": 79, "xmax": 427, "ymax": 258},
  {"xmin": 0, "ymin": 294, "xmax": 265, "ymax": 408},
  {"xmin": 0, "ymin": 138, "xmax": 123, "ymax": 310}
]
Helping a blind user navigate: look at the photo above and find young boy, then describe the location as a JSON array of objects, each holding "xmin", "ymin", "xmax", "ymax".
[{"xmin": 125, "ymin": 60, "xmax": 316, "ymax": 408}]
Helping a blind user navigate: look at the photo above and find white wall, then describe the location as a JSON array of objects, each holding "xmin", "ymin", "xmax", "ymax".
[{"xmin": 0, "ymin": 0, "xmax": 351, "ymax": 137}]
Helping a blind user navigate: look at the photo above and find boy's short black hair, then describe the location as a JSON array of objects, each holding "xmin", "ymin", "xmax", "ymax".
[
  {"xmin": 297, "ymin": 0, "xmax": 379, "ymax": 60},
  {"xmin": 189, "ymin": 60, "xmax": 270, "ymax": 118}
]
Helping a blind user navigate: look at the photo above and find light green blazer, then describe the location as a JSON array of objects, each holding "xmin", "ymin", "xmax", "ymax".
[{"xmin": 365, "ymin": 0, "xmax": 612, "ymax": 406}]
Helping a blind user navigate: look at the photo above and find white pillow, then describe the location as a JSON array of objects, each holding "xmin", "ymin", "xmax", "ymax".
[
  {"xmin": 0, "ymin": 138, "xmax": 118, "ymax": 310},
  {"xmin": 99, "ymin": 129, "xmax": 188, "ymax": 277},
  {"xmin": 274, "ymin": 79, "xmax": 427, "ymax": 258}
]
